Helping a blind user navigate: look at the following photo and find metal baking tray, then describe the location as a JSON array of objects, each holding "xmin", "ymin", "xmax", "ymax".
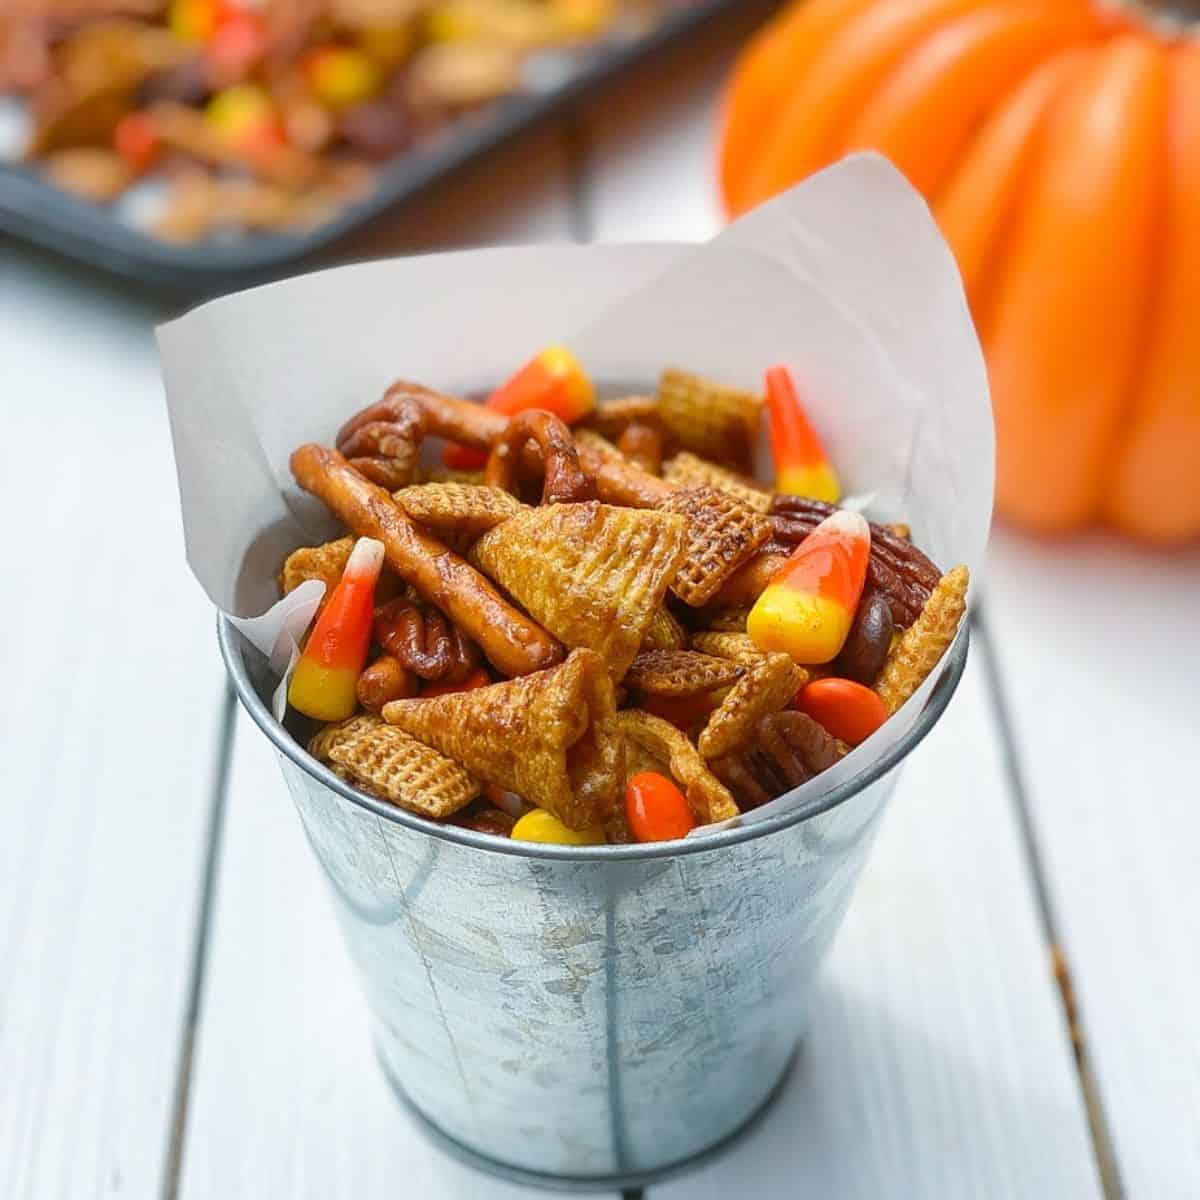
[{"xmin": 0, "ymin": 0, "xmax": 747, "ymax": 293}]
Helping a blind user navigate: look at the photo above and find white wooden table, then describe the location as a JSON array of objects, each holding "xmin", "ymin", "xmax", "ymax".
[{"xmin": 4, "ymin": 11, "xmax": 1198, "ymax": 1198}]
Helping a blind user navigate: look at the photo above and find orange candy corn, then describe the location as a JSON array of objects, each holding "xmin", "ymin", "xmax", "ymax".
[
  {"xmin": 765, "ymin": 365, "xmax": 840, "ymax": 502},
  {"xmin": 625, "ymin": 772, "xmax": 696, "ymax": 843},
  {"xmin": 288, "ymin": 537, "xmax": 384, "ymax": 721},
  {"xmin": 746, "ymin": 509, "xmax": 870, "ymax": 665},
  {"xmin": 444, "ymin": 346, "xmax": 595, "ymax": 468},
  {"xmin": 794, "ymin": 677, "xmax": 888, "ymax": 746}
]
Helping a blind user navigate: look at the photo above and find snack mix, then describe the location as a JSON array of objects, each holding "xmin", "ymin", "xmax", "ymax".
[
  {"xmin": 0, "ymin": 0, "xmax": 697, "ymax": 243},
  {"xmin": 280, "ymin": 348, "xmax": 969, "ymax": 845}
]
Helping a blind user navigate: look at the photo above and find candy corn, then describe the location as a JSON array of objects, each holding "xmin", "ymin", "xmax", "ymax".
[
  {"xmin": 794, "ymin": 677, "xmax": 888, "ymax": 746},
  {"xmin": 746, "ymin": 509, "xmax": 870, "ymax": 665},
  {"xmin": 288, "ymin": 537, "xmax": 385, "ymax": 722},
  {"xmin": 444, "ymin": 345, "xmax": 595, "ymax": 468},
  {"xmin": 765, "ymin": 365, "xmax": 840, "ymax": 502},
  {"xmin": 625, "ymin": 772, "xmax": 696, "ymax": 843},
  {"xmin": 511, "ymin": 809, "xmax": 606, "ymax": 846}
]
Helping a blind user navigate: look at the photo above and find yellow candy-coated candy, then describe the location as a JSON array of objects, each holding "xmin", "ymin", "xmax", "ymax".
[
  {"xmin": 306, "ymin": 47, "xmax": 383, "ymax": 109},
  {"xmin": 553, "ymin": 0, "xmax": 613, "ymax": 37},
  {"xmin": 747, "ymin": 586, "xmax": 853, "ymax": 666},
  {"xmin": 776, "ymin": 461, "xmax": 841, "ymax": 504},
  {"xmin": 288, "ymin": 659, "xmax": 360, "ymax": 723},
  {"xmin": 169, "ymin": 0, "xmax": 219, "ymax": 42},
  {"xmin": 511, "ymin": 809, "xmax": 606, "ymax": 846},
  {"xmin": 207, "ymin": 84, "xmax": 277, "ymax": 143}
]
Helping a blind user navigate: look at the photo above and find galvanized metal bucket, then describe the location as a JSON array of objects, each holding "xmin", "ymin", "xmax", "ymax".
[{"xmin": 220, "ymin": 616, "xmax": 968, "ymax": 1191}]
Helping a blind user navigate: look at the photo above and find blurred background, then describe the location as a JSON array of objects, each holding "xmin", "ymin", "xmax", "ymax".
[{"xmin": 2, "ymin": 2, "xmax": 1197, "ymax": 1198}]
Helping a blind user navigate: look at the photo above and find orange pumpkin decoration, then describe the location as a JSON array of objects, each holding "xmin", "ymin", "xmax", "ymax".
[{"xmin": 720, "ymin": 0, "xmax": 1200, "ymax": 544}]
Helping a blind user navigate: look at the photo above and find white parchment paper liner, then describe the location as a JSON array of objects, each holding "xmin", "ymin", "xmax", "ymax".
[{"xmin": 160, "ymin": 154, "xmax": 994, "ymax": 829}]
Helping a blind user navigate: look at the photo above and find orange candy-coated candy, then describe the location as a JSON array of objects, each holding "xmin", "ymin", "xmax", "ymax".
[
  {"xmin": 747, "ymin": 509, "xmax": 870, "ymax": 664},
  {"xmin": 207, "ymin": 10, "xmax": 269, "ymax": 77},
  {"xmin": 765, "ymin": 365, "xmax": 841, "ymax": 502},
  {"xmin": 288, "ymin": 537, "xmax": 384, "ymax": 722},
  {"xmin": 114, "ymin": 112, "xmax": 161, "ymax": 171},
  {"xmin": 625, "ymin": 772, "xmax": 696, "ymax": 843},
  {"xmin": 794, "ymin": 677, "xmax": 888, "ymax": 746}
]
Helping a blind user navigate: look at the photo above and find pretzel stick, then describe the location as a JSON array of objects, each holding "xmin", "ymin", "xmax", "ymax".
[{"xmin": 291, "ymin": 445, "xmax": 563, "ymax": 677}]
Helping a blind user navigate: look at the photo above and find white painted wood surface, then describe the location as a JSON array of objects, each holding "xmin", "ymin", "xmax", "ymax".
[
  {"xmin": 0, "ymin": 242, "xmax": 227, "ymax": 1200},
  {"xmin": 177, "ymin": 710, "xmax": 558, "ymax": 1200},
  {"xmin": 986, "ymin": 529, "xmax": 1200, "ymax": 1200}
]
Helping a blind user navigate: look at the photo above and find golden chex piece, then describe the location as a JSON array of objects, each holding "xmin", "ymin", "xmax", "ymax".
[
  {"xmin": 572, "ymin": 428, "xmax": 627, "ymax": 465},
  {"xmin": 662, "ymin": 452, "xmax": 773, "ymax": 513},
  {"xmin": 580, "ymin": 394, "xmax": 661, "ymax": 440},
  {"xmin": 384, "ymin": 649, "xmax": 621, "ymax": 830},
  {"xmin": 393, "ymin": 482, "xmax": 523, "ymax": 538},
  {"xmin": 698, "ymin": 652, "xmax": 807, "ymax": 760},
  {"xmin": 617, "ymin": 710, "xmax": 739, "ymax": 824},
  {"xmin": 641, "ymin": 607, "xmax": 687, "ymax": 652},
  {"xmin": 469, "ymin": 501, "xmax": 686, "ymax": 678},
  {"xmin": 657, "ymin": 486, "xmax": 772, "ymax": 608},
  {"xmin": 309, "ymin": 714, "xmax": 479, "ymax": 818},
  {"xmin": 690, "ymin": 631, "xmax": 763, "ymax": 664},
  {"xmin": 625, "ymin": 650, "xmax": 743, "ymax": 697},
  {"xmin": 657, "ymin": 369, "xmax": 762, "ymax": 471},
  {"xmin": 280, "ymin": 536, "xmax": 353, "ymax": 596},
  {"xmin": 416, "ymin": 464, "xmax": 487, "ymax": 486},
  {"xmin": 875, "ymin": 565, "xmax": 969, "ymax": 714}
]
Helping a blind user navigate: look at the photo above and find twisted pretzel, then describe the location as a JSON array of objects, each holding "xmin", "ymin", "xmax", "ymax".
[
  {"xmin": 484, "ymin": 410, "xmax": 596, "ymax": 505},
  {"xmin": 374, "ymin": 597, "xmax": 481, "ymax": 682},
  {"xmin": 337, "ymin": 381, "xmax": 671, "ymax": 506},
  {"xmin": 337, "ymin": 382, "xmax": 502, "ymax": 490}
]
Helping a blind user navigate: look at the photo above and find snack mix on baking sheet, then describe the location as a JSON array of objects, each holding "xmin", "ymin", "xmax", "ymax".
[
  {"xmin": 280, "ymin": 351, "xmax": 969, "ymax": 845},
  {"xmin": 0, "ymin": 1, "xmax": 696, "ymax": 243}
]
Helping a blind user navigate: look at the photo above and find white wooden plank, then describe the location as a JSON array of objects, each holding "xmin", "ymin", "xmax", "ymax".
[
  {"xmin": 651, "ymin": 653, "xmax": 1103, "ymax": 1199},
  {"xmin": 577, "ymin": 34, "xmax": 1102, "ymax": 1192},
  {"xmin": 176, "ymin": 133, "xmax": 592, "ymax": 1197},
  {"xmin": 0, "ymin": 240, "xmax": 228, "ymax": 1199},
  {"xmin": 177, "ymin": 707, "xmax": 592, "ymax": 1199},
  {"xmin": 986, "ymin": 527, "xmax": 1200, "ymax": 1200}
]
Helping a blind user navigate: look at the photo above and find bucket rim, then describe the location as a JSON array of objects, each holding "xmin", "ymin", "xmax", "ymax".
[{"xmin": 218, "ymin": 613, "xmax": 968, "ymax": 862}]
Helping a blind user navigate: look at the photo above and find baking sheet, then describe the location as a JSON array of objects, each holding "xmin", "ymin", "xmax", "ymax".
[{"xmin": 0, "ymin": 0, "xmax": 753, "ymax": 292}]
